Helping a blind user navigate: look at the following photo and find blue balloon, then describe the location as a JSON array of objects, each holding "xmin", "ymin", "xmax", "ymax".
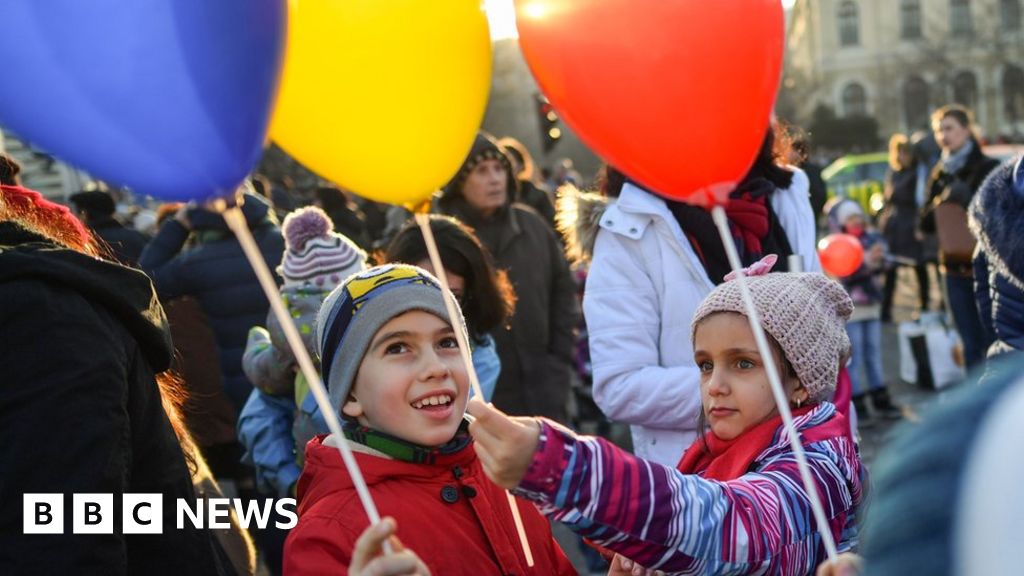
[{"xmin": 0, "ymin": 1, "xmax": 286, "ymax": 201}]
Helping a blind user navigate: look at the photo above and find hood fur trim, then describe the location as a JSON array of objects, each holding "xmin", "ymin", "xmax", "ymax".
[
  {"xmin": 556, "ymin": 184, "xmax": 610, "ymax": 265},
  {"xmin": 969, "ymin": 158, "xmax": 1024, "ymax": 290}
]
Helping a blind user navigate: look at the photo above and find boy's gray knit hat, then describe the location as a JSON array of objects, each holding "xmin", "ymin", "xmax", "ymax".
[
  {"xmin": 315, "ymin": 264, "xmax": 467, "ymax": 412},
  {"xmin": 690, "ymin": 272, "xmax": 854, "ymax": 402}
]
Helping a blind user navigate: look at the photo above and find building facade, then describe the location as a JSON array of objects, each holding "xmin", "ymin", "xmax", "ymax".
[{"xmin": 784, "ymin": 0, "xmax": 1024, "ymax": 142}]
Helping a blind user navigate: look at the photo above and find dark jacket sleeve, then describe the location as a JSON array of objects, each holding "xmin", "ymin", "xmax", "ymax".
[
  {"xmin": 0, "ymin": 280, "xmax": 133, "ymax": 574},
  {"xmin": 546, "ymin": 226, "xmax": 579, "ymax": 364},
  {"xmin": 138, "ymin": 220, "xmax": 192, "ymax": 299}
]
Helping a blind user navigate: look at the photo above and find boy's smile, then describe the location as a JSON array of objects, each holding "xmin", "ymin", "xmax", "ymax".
[{"xmin": 343, "ymin": 310, "xmax": 469, "ymax": 447}]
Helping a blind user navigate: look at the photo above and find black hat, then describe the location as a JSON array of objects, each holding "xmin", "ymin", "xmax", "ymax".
[{"xmin": 69, "ymin": 190, "xmax": 116, "ymax": 217}]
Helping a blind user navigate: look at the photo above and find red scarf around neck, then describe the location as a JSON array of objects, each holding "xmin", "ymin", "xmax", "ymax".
[{"xmin": 677, "ymin": 405, "xmax": 849, "ymax": 481}]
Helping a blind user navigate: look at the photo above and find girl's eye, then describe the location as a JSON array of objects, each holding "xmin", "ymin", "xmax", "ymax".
[
  {"xmin": 438, "ymin": 337, "xmax": 459, "ymax": 350},
  {"xmin": 698, "ymin": 360, "xmax": 713, "ymax": 373},
  {"xmin": 737, "ymin": 359, "xmax": 755, "ymax": 370},
  {"xmin": 384, "ymin": 342, "xmax": 410, "ymax": 355}
]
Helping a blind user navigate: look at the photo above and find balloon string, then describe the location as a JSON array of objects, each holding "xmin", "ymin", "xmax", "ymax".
[
  {"xmin": 413, "ymin": 213, "xmax": 535, "ymax": 567},
  {"xmin": 222, "ymin": 203, "xmax": 391, "ymax": 555},
  {"xmin": 710, "ymin": 206, "xmax": 840, "ymax": 563}
]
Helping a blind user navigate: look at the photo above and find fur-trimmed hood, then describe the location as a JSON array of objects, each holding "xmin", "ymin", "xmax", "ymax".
[
  {"xmin": 555, "ymin": 184, "xmax": 610, "ymax": 265},
  {"xmin": 969, "ymin": 157, "xmax": 1024, "ymax": 290}
]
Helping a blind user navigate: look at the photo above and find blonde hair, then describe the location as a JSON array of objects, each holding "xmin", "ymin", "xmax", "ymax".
[{"xmin": 888, "ymin": 133, "xmax": 912, "ymax": 171}]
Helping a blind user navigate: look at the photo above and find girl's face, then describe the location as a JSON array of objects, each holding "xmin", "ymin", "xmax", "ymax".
[
  {"xmin": 694, "ymin": 313, "xmax": 804, "ymax": 441},
  {"xmin": 342, "ymin": 311, "xmax": 470, "ymax": 447}
]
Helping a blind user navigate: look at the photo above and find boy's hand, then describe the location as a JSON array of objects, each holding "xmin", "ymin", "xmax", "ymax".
[
  {"xmin": 609, "ymin": 554, "xmax": 665, "ymax": 576},
  {"xmin": 350, "ymin": 518, "xmax": 431, "ymax": 576},
  {"xmin": 466, "ymin": 398, "xmax": 541, "ymax": 490}
]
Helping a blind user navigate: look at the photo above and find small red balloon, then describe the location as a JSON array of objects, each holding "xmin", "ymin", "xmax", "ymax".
[
  {"xmin": 818, "ymin": 234, "xmax": 864, "ymax": 277},
  {"xmin": 515, "ymin": 0, "xmax": 784, "ymax": 206}
]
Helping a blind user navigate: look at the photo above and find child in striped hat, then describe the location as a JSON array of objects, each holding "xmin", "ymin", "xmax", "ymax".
[{"xmin": 239, "ymin": 206, "xmax": 367, "ymax": 496}]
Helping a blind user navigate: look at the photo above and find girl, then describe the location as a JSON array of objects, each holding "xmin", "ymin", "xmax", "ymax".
[
  {"xmin": 384, "ymin": 215, "xmax": 516, "ymax": 401},
  {"xmin": 468, "ymin": 268, "xmax": 864, "ymax": 575}
]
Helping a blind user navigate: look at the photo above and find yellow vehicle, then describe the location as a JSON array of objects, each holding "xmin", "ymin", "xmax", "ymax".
[{"xmin": 822, "ymin": 152, "xmax": 888, "ymax": 217}]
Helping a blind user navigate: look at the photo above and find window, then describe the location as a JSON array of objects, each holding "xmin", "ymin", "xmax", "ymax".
[
  {"xmin": 950, "ymin": 0, "xmax": 973, "ymax": 37},
  {"xmin": 904, "ymin": 76, "xmax": 931, "ymax": 129},
  {"xmin": 1003, "ymin": 64, "xmax": 1024, "ymax": 124},
  {"xmin": 1002, "ymin": 0, "xmax": 1022, "ymax": 31},
  {"xmin": 953, "ymin": 71, "xmax": 978, "ymax": 110},
  {"xmin": 842, "ymin": 83, "xmax": 868, "ymax": 117},
  {"xmin": 901, "ymin": 0, "xmax": 922, "ymax": 39},
  {"xmin": 838, "ymin": 1, "xmax": 860, "ymax": 46}
]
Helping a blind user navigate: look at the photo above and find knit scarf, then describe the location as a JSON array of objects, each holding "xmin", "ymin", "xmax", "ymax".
[
  {"xmin": 940, "ymin": 139, "xmax": 975, "ymax": 176},
  {"xmin": 677, "ymin": 405, "xmax": 848, "ymax": 481},
  {"xmin": 341, "ymin": 419, "xmax": 472, "ymax": 464},
  {"xmin": 667, "ymin": 177, "xmax": 794, "ymax": 285}
]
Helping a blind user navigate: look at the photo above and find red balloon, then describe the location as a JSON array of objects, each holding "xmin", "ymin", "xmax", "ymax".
[
  {"xmin": 818, "ymin": 234, "xmax": 864, "ymax": 277},
  {"xmin": 515, "ymin": 0, "xmax": 784, "ymax": 206}
]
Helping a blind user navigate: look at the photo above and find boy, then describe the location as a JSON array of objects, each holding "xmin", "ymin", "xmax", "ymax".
[{"xmin": 284, "ymin": 264, "xmax": 575, "ymax": 575}]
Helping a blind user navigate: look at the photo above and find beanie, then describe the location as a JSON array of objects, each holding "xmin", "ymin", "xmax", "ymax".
[
  {"xmin": 832, "ymin": 199, "xmax": 864, "ymax": 229},
  {"xmin": 316, "ymin": 264, "xmax": 469, "ymax": 413},
  {"xmin": 441, "ymin": 132, "xmax": 517, "ymax": 202},
  {"xmin": 278, "ymin": 206, "xmax": 367, "ymax": 288},
  {"xmin": 691, "ymin": 272, "xmax": 854, "ymax": 402}
]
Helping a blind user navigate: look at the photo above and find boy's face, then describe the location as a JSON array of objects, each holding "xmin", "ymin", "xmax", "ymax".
[
  {"xmin": 694, "ymin": 313, "xmax": 804, "ymax": 441},
  {"xmin": 343, "ymin": 310, "xmax": 469, "ymax": 447}
]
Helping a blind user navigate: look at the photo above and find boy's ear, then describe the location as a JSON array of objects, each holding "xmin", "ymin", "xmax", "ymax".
[{"xmin": 342, "ymin": 395, "xmax": 364, "ymax": 419}]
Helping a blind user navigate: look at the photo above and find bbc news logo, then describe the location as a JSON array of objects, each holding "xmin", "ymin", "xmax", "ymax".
[{"xmin": 23, "ymin": 494, "xmax": 297, "ymax": 534}]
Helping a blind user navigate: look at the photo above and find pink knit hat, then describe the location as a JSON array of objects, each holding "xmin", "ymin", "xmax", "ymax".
[
  {"xmin": 691, "ymin": 272, "xmax": 854, "ymax": 402},
  {"xmin": 278, "ymin": 206, "xmax": 367, "ymax": 289}
]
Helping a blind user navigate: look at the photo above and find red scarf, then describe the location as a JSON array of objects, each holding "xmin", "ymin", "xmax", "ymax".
[{"xmin": 677, "ymin": 405, "xmax": 849, "ymax": 481}]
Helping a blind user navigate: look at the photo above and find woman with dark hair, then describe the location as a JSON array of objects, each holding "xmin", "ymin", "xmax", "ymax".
[
  {"xmin": 385, "ymin": 215, "xmax": 516, "ymax": 400},
  {"xmin": 563, "ymin": 124, "xmax": 821, "ymax": 466},
  {"xmin": 880, "ymin": 134, "xmax": 930, "ymax": 320},
  {"xmin": 920, "ymin": 104, "xmax": 1000, "ymax": 368},
  {"xmin": 437, "ymin": 132, "xmax": 578, "ymax": 424},
  {"xmin": 0, "ymin": 185, "xmax": 251, "ymax": 574}
]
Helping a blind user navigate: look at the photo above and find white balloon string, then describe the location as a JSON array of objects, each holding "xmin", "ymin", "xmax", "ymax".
[
  {"xmin": 222, "ymin": 203, "xmax": 391, "ymax": 555},
  {"xmin": 710, "ymin": 205, "xmax": 839, "ymax": 562},
  {"xmin": 413, "ymin": 212, "xmax": 535, "ymax": 567}
]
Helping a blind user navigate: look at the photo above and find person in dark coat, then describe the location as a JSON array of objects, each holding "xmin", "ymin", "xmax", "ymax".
[
  {"xmin": 139, "ymin": 190, "xmax": 285, "ymax": 414},
  {"xmin": 69, "ymin": 189, "xmax": 150, "ymax": 266},
  {"xmin": 0, "ymin": 185, "xmax": 234, "ymax": 575},
  {"xmin": 438, "ymin": 132, "xmax": 579, "ymax": 423},
  {"xmin": 968, "ymin": 157, "xmax": 1024, "ymax": 360},
  {"xmin": 919, "ymin": 105, "xmax": 999, "ymax": 368},
  {"xmin": 879, "ymin": 134, "xmax": 930, "ymax": 320}
]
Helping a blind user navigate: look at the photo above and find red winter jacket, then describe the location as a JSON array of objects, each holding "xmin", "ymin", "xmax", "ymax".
[{"xmin": 284, "ymin": 435, "xmax": 577, "ymax": 575}]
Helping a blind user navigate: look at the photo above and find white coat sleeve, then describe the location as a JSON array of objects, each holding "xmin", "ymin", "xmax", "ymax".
[
  {"xmin": 773, "ymin": 168, "xmax": 822, "ymax": 273},
  {"xmin": 584, "ymin": 229, "xmax": 703, "ymax": 432}
]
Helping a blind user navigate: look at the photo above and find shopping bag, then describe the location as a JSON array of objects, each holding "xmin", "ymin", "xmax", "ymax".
[{"xmin": 899, "ymin": 313, "xmax": 966, "ymax": 390}]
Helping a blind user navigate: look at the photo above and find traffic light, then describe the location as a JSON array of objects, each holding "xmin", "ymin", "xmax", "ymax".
[{"xmin": 535, "ymin": 93, "xmax": 562, "ymax": 153}]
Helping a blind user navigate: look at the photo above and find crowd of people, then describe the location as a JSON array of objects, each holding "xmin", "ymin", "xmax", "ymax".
[{"xmin": 1, "ymin": 100, "xmax": 1023, "ymax": 576}]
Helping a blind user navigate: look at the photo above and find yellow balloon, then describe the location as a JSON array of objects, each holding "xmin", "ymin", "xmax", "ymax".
[{"xmin": 269, "ymin": 0, "xmax": 492, "ymax": 205}]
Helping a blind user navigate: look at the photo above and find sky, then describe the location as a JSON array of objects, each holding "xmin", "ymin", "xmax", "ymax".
[{"xmin": 486, "ymin": 0, "xmax": 799, "ymax": 40}]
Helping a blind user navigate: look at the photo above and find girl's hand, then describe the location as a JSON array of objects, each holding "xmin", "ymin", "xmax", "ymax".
[
  {"xmin": 466, "ymin": 398, "xmax": 541, "ymax": 490},
  {"xmin": 815, "ymin": 552, "xmax": 864, "ymax": 576},
  {"xmin": 350, "ymin": 518, "xmax": 431, "ymax": 576},
  {"xmin": 609, "ymin": 554, "xmax": 665, "ymax": 576}
]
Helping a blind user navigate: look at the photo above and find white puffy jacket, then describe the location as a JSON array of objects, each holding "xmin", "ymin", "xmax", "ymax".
[{"xmin": 584, "ymin": 170, "xmax": 821, "ymax": 465}]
